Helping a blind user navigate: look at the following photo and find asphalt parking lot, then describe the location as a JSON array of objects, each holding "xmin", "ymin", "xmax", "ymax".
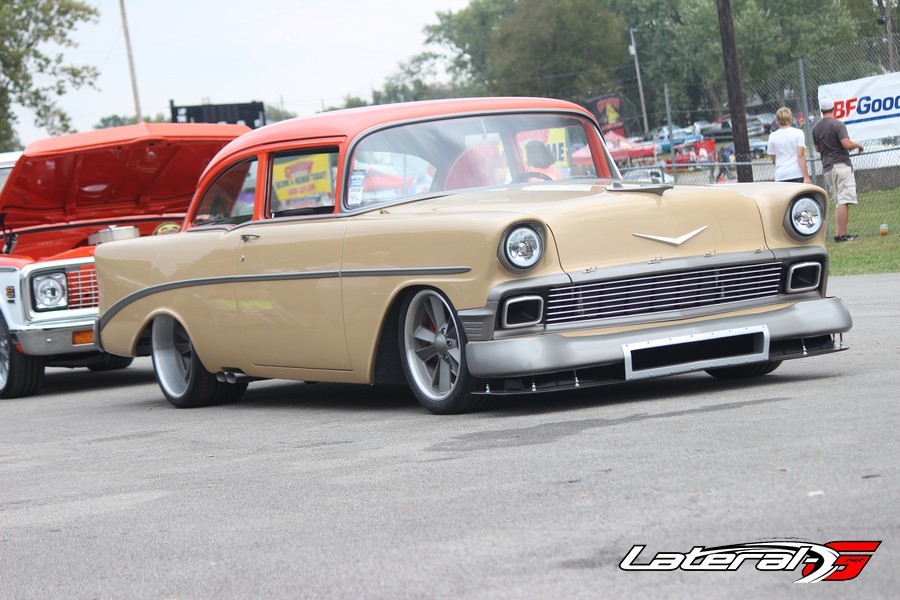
[{"xmin": 1, "ymin": 273, "xmax": 897, "ymax": 599}]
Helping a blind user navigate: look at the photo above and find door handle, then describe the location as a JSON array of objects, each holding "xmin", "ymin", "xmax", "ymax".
[{"xmin": 240, "ymin": 233, "xmax": 260, "ymax": 242}]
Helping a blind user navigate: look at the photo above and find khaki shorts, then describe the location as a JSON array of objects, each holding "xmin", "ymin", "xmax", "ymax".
[{"xmin": 824, "ymin": 163, "xmax": 858, "ymax": 206}]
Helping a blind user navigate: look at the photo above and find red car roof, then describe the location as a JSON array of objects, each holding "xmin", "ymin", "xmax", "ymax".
[{"xmin": 212, "ymin": 97, "xmax": 596, "ymax": 163}]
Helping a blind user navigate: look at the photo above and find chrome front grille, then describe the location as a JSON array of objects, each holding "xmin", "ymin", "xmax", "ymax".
[
  {"xmin": 546, "ymin": 262, "xmax": 784, "ymax": 324},
  {"xmin": 66, "ymin": 266, "xmax": 99, "ymax": 309}
]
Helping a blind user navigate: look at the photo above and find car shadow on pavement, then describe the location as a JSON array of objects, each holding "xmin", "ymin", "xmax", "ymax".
[
  {"xmin": 219, "ymin": 369, "xmax": 844, "ymax": 417},
  {"xmin": 479, "ymin": 370, "xmax": 845, "ymax": 417},
  {"xmin": 38, "ymin": 365, "xmax": 158, "ymax": 396},
  {"xmin": 235, "ymin": 381, "xmax": 420, "ymax": 413}
]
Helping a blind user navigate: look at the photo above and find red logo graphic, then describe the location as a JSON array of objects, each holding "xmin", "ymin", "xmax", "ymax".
[{"xmin": 620, "ymin": 540, "xmax": 881, "ymax": 583}]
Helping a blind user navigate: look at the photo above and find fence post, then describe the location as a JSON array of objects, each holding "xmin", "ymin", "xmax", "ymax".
[
  {"xmin": 664, "ymin": 83, "xmax": 676, "ymax": 183},
  {"xmin": 798, "ymin": 58, "xmax": 818, "ymax": 184}
]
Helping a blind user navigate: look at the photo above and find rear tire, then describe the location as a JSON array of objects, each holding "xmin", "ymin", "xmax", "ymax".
[
  {"xmin": 0, "ymin": 315, "xmax": 44, "ymax": 399},
  {"xmin": 399, "ymin": 289, "xmax": 483, "ymax": 414},
  {"xmin": 86, "ymin": 354, "xmax": 134, "ymax": 372},
  {"xmin": 706, "ymin": 360, "xmax": 782, "ymax": 379},
  {"xmin": 151, "ymin": 315, "xmax": 246, "ymax": 408}
]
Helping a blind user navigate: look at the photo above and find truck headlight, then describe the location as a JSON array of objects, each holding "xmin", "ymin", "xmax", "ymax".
[{"xmin": 32, "ymin": 272, "xmax": 68, "ymax": 311}]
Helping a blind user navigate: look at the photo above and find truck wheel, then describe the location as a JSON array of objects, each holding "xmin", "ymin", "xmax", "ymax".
[
  {"xmin": 399, "ymin": 289, "xmax": 483, "ymax": 414},
  {"xmin": 0, "ymin": 315, "xmax": 45, "ymax": 398},
  {"xmin": 86, "ymin": 354, "xmax": 134, "ymax": 372},
  {"xmin": 151, "ymin": 315, "xmax": 246, "ymax": 408}
]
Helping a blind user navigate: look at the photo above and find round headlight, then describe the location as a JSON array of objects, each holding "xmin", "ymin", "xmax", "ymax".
[
  {"xmin": 787, "ymin": 197, "xmax": 823, "ymax": 238},
  {"xmin": 33, "ymin": 273, "xmax": 68, "ymax": 310},
  {"xmin": 503, "ymin": 226, "xmax": 543, "ymax": 271}
]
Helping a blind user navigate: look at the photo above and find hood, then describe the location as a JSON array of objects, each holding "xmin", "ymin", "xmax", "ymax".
[
  {"xmin": 0, "ymin": 123, "xmax": 249, "ymax": 230},
  {"xmin": 385, "ymin": 182, "xmax": 767, "ymax": 273}
]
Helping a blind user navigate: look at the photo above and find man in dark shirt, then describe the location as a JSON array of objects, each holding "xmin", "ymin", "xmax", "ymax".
[{"xmin": 812, "ymin": 97, "xmax": 864, "ymax": 242}]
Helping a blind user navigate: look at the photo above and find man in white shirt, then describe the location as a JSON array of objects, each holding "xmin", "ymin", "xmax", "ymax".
[{"xmin": 766, "ymin": 107, "xmax": 811, "ymax": 183}]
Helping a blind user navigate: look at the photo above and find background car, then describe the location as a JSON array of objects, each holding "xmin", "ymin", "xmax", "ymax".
[
  {"xmin": 0, "ymin": 151, "xmax": 21, "ymax": 193},
  {"xmin": 701, "ymin": 115, "xmax": 765, "ymax": 140},
  {"xmin": 654, "ymin": 127, "xmax": 703, "ymax": 153},
  {"xmin": 95, "ymin": 97, "xmax": 850, "ymax": 415},
  {"xmin": 0, "ymin": 123, "xmax": 248, "ymax": 398},
  {"xmin": 620, "ymin": 167, "xmax": 675, "ymax": 182},
  {"xmin": 753, "ymin": 112, "xmax": 777, "ymax": 132},
  {"xmin": 748, "ymin": 137, "xmax": 769, "ymax": 159}
]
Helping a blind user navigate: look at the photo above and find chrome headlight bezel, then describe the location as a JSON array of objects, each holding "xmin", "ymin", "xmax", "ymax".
[
  {"xmin": 784, "ymin": 196, "xmax": 825, "ymax": 241},
  {"xmin": 31, "ymin": 271, "xmax": 68, "ymax": 312},
  {"xmin": 498, "ymin": 223, "xmax": 545, "ymax": 274}
]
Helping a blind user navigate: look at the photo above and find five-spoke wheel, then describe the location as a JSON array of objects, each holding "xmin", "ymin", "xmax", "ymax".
[
  {"xmin": 151, "ymin": 315, "xmax": 246, "ymax": 408},
  {"xmin": 399, "ymin": 289, "xmax": 480, "ymax": 414}
]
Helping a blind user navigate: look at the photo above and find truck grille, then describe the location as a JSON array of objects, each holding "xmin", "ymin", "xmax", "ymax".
[
  {"xmin": 66, "ymin": 265, "xmax": 99, "ymax": 309},
  {"xmin": 546, "ymin": 262, "xmax": 783, "ymax": 324}
]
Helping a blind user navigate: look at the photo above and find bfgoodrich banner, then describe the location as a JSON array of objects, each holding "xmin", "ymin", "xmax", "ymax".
[{"xmin": 819, "ymin": 72, "xmax": 900, "ymax": 141}]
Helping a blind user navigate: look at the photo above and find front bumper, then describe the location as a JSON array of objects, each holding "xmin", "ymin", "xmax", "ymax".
[
  {"xmin": 464, "ymin": 297, "xmax": 851, "ymax": 379},
  {"xmin": 12, "ymin": 317, "xmax": 98, "ymax": 356}
]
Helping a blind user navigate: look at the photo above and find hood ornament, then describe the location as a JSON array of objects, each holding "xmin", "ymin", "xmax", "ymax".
[{"xmin": 633, "ymin": 225, "xmax": 708, "ymax": 247}]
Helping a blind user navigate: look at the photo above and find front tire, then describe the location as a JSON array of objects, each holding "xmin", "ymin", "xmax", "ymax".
[
  {"xmin": 706, "ymin": 360, "xmax": 782, "ymax": 379},
  {"xmin": 151, "ymin": 315, "xmax": 246, "ymax": 408},
  {"xmin": 399, "ymin": 289, "xmax": 482, "ymax": 414},
  {"xmin": 0, "ymin": 315, "xmax": 44, "ymax": 399}
]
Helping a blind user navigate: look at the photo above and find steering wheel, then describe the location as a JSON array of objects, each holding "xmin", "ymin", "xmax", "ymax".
[{"xmin": 521, "ymin": 171, "xmax": 553, "ymax": 182}]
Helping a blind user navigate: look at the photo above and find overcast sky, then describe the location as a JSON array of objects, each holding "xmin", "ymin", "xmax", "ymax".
[{"xmin": 14, "ymin": 0, "xmax": 470, "ymax": 145}]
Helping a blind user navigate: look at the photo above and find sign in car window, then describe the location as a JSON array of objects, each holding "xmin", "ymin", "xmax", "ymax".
[{"xmin": 271, "ymin": 152, "xmax": 336, "ymax": 211}]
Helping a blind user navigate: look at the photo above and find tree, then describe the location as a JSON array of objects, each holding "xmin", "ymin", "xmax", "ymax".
[
  {"xmin": 94, "ymin": 113, "xmax": 168, "ymax": 129},
  {"xmin": 372, "ymin": 52, "xmax": 461, "ymax": 104},
  {"xmin": 264, "ymin": 103, "xmax": 297, "ymax": 123},
  {"xmin": 610, "ymin": 0, "xmax": 862, "ymax": 128},
  {"xmin": 487, "ymin": 0, "xmax": 627, "ymax": 97},
  {"xmin": 425, "ymin": 0, "xmax": 516, "ymax": 93},
  {"xmin": 0, "ymin": 0, "xmax": 99, "ymax": 149}
]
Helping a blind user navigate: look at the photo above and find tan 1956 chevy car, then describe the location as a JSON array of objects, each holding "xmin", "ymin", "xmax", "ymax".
[{"xmin": 94, "ymin": 98, "xmax": 851, "ymax": 414}]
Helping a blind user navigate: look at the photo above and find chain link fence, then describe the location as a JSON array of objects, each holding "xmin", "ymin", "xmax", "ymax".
[{"xmin": 586, "ymin": 36, "xmax": 899, "ymax": 242}]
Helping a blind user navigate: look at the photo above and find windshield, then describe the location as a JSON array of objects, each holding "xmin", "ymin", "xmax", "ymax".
[{"xmin": 346, "ymin": 112, "xmax": 612, "ymax": 210}]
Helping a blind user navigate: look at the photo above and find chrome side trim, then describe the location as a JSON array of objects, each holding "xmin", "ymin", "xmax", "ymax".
[{"xmin": 98, "ymin": 265, "xmax": 471, "ymax": 330}]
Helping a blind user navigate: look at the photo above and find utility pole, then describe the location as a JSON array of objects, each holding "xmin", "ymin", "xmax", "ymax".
[
  {"xmin": 119, "ymin": 0, "xmax": 143, "ymax": 123},
  {"xmin": 629, "ymin": 28, "xmax": 649, "ymax": 136},
  {"xmin": 715, "ymin": 0, "xmax": 752, "ymax": 182},
  {"xmin": 876, "ymin": 0, "xmax": 897, "ymax": 71}
]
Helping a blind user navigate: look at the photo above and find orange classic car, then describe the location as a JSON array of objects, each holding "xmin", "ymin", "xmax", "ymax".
[
  {"xmin": 0, "ymin": 123, "xmax": 248, "ymax": 398},
  {"xmin": 93, "ymin": 98, "xmax": 851, "ymax": 414}
]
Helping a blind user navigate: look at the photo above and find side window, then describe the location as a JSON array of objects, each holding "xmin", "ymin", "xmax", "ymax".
[
  {"xmin": 193, "ymin": 159, "xmax": 257, "ymax": 226},
  {"xmin": 270, "ymin": 150, "xmax": 338, "ymax": 217},
  {"xmin": 347, "ymin": 150, "xmax": 435, "ymax": 207}
]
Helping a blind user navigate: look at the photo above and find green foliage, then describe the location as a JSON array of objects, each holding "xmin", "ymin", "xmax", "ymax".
[
  {"xmin": 93, "ymin": 113, "xmax": 168, "ymax": 129},
  {"xmin": 264, "ymin": 104, "xmax": 297, "ymax": 123},
  {"xmin": 425, "ymin": 0, "xmax": 516, "ymax": 91},
  {"xmin": 323, "ymin": 95, "xmax": 370, "ymax": 112},
  {"xmin": 0, "ymin": 0, "xmax": 99, "ymax": 148},
  {"xmin": 373, "ymin": 52, "xmax": 462, "ymax": 104},
  {"xmin": 610, "ymin": 0, "xmax": 863, "ymax": 124},
  {"xmin": 488, "ymin": 0, "xmax": 627, "ymax": 97}
]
